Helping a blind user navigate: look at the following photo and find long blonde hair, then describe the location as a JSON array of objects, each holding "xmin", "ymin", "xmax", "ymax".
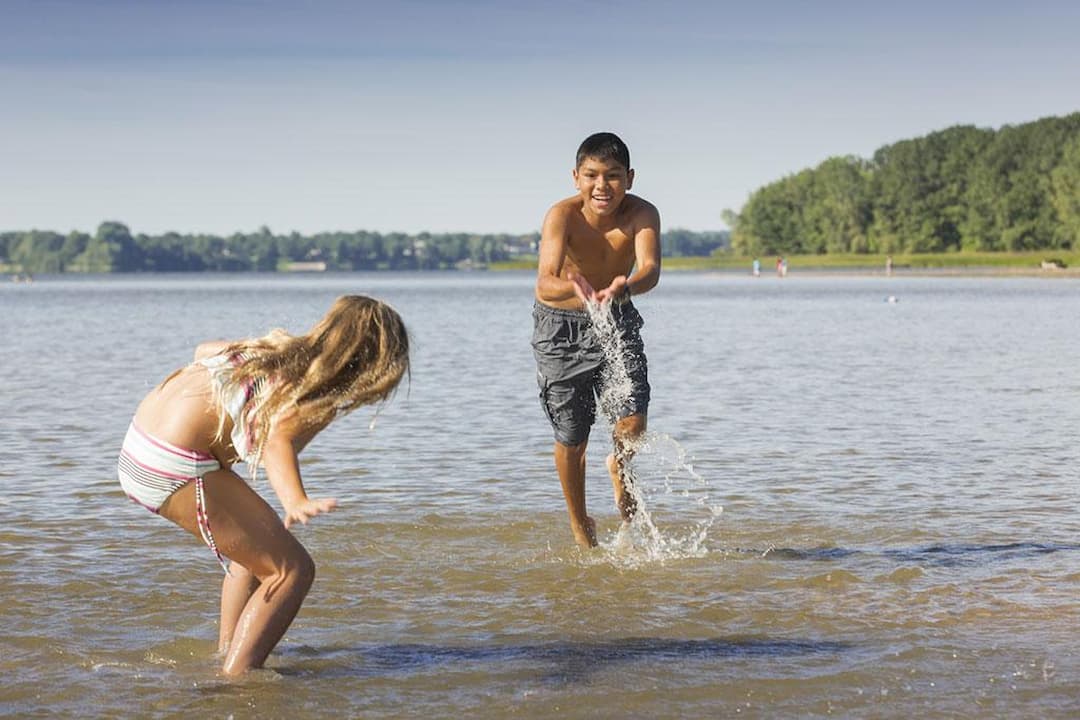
[{"xmin": 213, "ymin": 295, "xmax": 410, "ymax": 469}]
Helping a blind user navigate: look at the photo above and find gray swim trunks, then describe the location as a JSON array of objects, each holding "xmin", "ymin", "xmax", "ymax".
[{"xmin": 531, "ymin": 300, "xmax": 650, "ymax": 446}]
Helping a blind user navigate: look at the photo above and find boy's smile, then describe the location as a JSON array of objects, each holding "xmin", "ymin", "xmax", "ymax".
[{"xmin": 573, "ymin": 157, "xmax": 634, "ymax": 218}]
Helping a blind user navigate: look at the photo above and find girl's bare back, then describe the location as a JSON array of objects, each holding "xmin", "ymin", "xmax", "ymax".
[{"xmin": 133, "ymin": 363, "xmax": 235, "ymax": 466}]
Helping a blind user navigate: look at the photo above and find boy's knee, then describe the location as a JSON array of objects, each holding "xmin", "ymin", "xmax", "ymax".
[
  {"xmin": 613, "ymin": 413, "xmax": 646, "ymax": 439},
  {"xmin": 555, "ymin": 439, "xmax": 588, "ymax": 458},
  {"xmin": 553, "ymin": 422, "xmax": 590, "ymax": 447}
]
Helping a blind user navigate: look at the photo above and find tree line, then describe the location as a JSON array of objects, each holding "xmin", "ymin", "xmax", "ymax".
[
  {"xmin": 724, "ymin": 112, "xmax": 1080, "ymax": 256},
  {"xmin": 0, "ymin": 224, "xmax": 728, "ymax": 273}
]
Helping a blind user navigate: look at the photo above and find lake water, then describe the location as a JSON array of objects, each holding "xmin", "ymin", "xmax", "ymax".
[{"xmin": 2, "ymin": 271, "xmax": 1079, "ymax": 718}]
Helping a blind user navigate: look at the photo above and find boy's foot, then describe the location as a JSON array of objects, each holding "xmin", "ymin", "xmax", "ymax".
[{"xmin": 572, "ymin": 515, "xmax": 597, "ymax": 548}]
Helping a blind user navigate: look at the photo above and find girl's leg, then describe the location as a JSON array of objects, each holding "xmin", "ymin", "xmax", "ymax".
[
  {"xmin": 219, "ymin": 564, "xmax": 259, "ymax": 654},
  {"xmin": 159, "ymin": 469, "xmax": 315, "ymax": 676}
]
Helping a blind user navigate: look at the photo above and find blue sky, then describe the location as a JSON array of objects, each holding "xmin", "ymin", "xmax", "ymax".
[{"xmin": 2, "ymin": 0, "xmax": 1078, "ymax": 235}]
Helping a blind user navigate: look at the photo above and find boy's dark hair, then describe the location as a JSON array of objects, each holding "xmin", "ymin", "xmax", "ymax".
[{"xmin": 576, "ymin": 132, "xmax": 630, "ymax": 170}]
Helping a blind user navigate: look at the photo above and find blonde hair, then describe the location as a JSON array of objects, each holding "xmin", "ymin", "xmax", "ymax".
[{"xmin": 213, "ymin": 295, "xmax": 410, "ymax": 470}]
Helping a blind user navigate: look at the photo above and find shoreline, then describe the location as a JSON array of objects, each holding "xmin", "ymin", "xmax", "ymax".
[
  {"xmin": 7, "ymin": 263, "xmax": 1080, "ymax": 281},
  {"xmin": 674, "ymin": 265, "xmax": 1080, "ymax": 279},
  {"xmin": 659, "ymin": 252, "xmax": 1080, "ymax": 278}
]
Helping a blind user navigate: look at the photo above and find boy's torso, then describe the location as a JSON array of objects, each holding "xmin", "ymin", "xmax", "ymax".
[{"xmin": 560, "ymin": 194, "xmax": 645, "ymax": 293}]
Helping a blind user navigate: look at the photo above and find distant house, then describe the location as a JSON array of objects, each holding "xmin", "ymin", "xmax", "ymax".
[{"xmin": 282, "ymin": 261, "xmax": 327, "ymax": 272}]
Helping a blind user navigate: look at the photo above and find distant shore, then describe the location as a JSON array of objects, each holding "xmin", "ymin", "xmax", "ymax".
[
  {"xmin": 493, "ymin": 250, "xmax": 1080, "ymax": 278},
  {"xmin": 7, "ymin": 250, "xmax": 1079, "ymax": 278}
]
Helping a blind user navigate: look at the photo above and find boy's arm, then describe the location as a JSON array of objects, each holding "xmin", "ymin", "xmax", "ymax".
[
  {"xmin": 596, "ymin": 201, "xmax": 662, "ymax": 302},
  {"xmin": 627, "ymin": 202, "xmax": 662, "ymax": 296},
  {"xmin": 535, "ymin": 204, "xmax": 584, "ymax": 303}
]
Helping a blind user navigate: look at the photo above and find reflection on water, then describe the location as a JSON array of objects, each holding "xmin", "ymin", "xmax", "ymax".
[
  {"xmin": 2, "ymin": 272, "xmax": 1080, "ymax": 718},
  {"xmin": 752, "ymin": 541, "xmax": 1080, "ymax": 564},
  {"xmin": 354, "ymin": 636, "xmax": 854, "ymax": 683}
]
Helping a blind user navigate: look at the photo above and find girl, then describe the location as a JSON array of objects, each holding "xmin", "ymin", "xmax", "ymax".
[{"xmin": 117, "ymin": 295, "xmax": 410, "ymax": 676}]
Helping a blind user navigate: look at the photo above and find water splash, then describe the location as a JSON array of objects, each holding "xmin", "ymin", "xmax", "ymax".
[
  {"xmin": 595, "ymin": 431, "xmax": 724, "ymax": 568},
  {"xmin": 583, "ymin": 299, "xmax": 723, "ymax": 567},
  {"xmin": 586, "ymin": 298, "xmax": 634, "ymax": 426}
]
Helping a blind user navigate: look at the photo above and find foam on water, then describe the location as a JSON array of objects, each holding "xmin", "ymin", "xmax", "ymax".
[{"xmin": 583, "ymin": 299, "xmax": 723, "ymax": 567}]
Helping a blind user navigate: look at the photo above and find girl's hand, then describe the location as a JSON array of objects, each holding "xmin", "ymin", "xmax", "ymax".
[{"xmin": 283, "ymin": 497, "xmax": 339, "ymax": 528}]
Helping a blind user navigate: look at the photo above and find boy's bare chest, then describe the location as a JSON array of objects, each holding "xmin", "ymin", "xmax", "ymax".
[{"xmin": 566, "ymin": 225, "xmax": 634, "ymax": 265}]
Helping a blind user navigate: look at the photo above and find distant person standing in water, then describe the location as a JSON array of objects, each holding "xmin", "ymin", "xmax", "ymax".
[
  {"xmin": 531, "ymin": 131, "xmax": 661, "ymax": 548},
  {"xmin": 117, "ymin": 296, "xmax": 410, "ymax": 675}
]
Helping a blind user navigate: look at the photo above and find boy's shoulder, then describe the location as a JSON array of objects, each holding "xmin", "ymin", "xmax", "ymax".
[
  {"xmin": 546, "ymin": 194, "xmax": 584, "ymax": 216},
  {"xmin": 616, "ymin": 194, "xmax": 661, "ymax": 231},
  {"xmin": 622, "ymin": 193, "xmax": 659, "ymax": 219}
]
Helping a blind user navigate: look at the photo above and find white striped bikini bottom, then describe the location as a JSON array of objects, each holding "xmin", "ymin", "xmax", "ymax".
[{"xmin": 117, "ymin": 423, "xmax": 229, "ymax": 572}]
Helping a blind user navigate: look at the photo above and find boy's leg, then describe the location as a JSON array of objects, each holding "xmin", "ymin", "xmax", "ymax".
[
  {"xmin": 554, "ymin": 440, "xmax": 597, "ymax": 548},
  {"xmin": 604, "ymin": 304, "xmax": 650, "ymax": 522},
  {"xmin": 607, "ymin": 413, "xmax": 646, "ymax": 521},
  {"xmin": 159, "ymin": 469, "xmax": 315, "ymax": 676}
]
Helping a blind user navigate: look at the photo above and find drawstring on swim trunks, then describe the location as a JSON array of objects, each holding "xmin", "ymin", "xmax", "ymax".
[{"xmin": 194, "ymin": 476, "xmax": 230, "ymax": 574}]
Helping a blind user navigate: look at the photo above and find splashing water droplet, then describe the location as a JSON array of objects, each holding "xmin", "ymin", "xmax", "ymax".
[{"xmin": 582, "ymin": 299, "xmax": 723, "ymax": 568}]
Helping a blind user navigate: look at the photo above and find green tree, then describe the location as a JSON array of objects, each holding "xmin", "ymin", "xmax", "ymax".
[
  {"xmin": 962, "ymin": 114, "xmax": 1080, "ymax": 250},
  {"xmin": 12, "ymin": 230, "xmax": 65, "ymax": 272},
  {"xmin": 1051, "ymin": 134, "xmax": 1080, "ymax": 248},
  {"xmin": 730, "ymin": 174, "xmax": 808, "ymax": 255},
  {"xmin": 800, "ymin": 156, "xmax": 872, "ymax": 254},
  {"xmin": 71, "ymin": 221, "xmax": 140, "ymax": 271}
]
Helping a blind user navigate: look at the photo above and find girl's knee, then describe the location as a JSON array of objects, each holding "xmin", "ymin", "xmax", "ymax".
[
  {"xmin": 283, "ymin": 544, "xmax": 316, "ymax": 589},
  {"xmin": 260, "ymin": 546, "xmax": 315, "ymax": 600},
  {"xmin": 298, "ymin": 550, "xmax": 316, "ymax": 588},
  {"xmin": 255, "ymin": 535, "xmax": 314, "ymax": 584}
]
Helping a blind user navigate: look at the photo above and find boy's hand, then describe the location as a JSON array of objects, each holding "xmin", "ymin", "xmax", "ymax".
[
  {"xmin": 568, "ymin": 272, "xmax": 598, "ymax": 304},
  {"xmin": 596, "ymin": 276, "xmax": 630, "ymax": 304},
  {"xmin": 283, "ymin": 496, "xmax": 339, "ymax": 528}
]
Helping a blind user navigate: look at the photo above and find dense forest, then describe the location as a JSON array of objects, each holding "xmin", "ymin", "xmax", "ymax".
[
  {"xmin": 725, "ymin": 112, "xmax": 1080, "ymax": 256},
  {"xmin": 0, "ymin": 224, "xmax": 728, "ymax": 273}
]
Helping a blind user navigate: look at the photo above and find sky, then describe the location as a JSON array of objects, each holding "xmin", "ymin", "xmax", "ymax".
[{"xmin": 1, "ymin": 0, "xmax": 1078, "ymax": 236}]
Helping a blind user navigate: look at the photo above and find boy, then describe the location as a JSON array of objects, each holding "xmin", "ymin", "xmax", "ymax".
[{"xmin": 531, "ymin": 132, "xmax": 661, "ymax": 548}]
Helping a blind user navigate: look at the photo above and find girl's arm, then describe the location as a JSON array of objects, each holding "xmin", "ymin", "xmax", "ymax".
[{"xmin": 261, "ymin": 411, "xmax": 337, "ymax": 528}]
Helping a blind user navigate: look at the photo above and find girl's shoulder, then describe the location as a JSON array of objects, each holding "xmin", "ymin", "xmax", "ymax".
[{"xmin": 194, "ymin": 340, "xmax": 233, "ymax": 362}]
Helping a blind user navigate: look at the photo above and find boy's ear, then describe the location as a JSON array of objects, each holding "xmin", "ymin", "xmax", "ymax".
[{"xmin": 627, "ymin": 168, "xmax": 635, "ymax": 189}]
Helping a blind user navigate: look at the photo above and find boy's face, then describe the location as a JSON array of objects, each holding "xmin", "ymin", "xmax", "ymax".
[{"xmin": 573, "ymin": 156, "xmax": 634, "ymax": 217}]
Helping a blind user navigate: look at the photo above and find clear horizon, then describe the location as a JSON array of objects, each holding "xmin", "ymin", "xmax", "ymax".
[{"xmin": 2, "ymin": 0, "xmax": 1078, "ymax": 236}]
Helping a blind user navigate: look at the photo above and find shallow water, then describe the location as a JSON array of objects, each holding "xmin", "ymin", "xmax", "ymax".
[{"xmin": 2, "ymin": 272, "xmax": 1080, "ymax": 718}]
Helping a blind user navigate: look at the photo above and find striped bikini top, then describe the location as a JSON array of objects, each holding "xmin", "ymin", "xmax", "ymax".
[{"xmin": 199, "ymin": 352, "xmax": 268, "ymax": 465}]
